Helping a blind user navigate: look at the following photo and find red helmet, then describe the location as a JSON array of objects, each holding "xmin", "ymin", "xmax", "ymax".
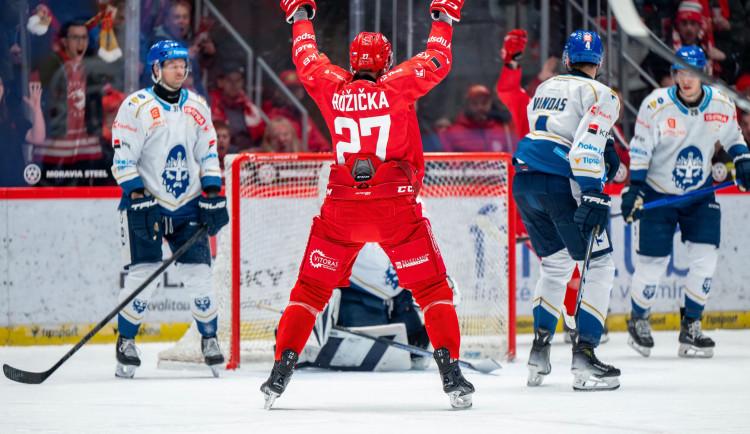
[{"xmin": 349, "ymin": 32, "xmax": 393, "ymax": 74}]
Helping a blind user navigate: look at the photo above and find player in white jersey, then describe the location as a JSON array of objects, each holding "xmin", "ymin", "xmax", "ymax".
[
  {"xmin": 513, "ymin": 30, "xmax": 622, "ymax": 391},
  {"xmin": 622, "ymin": 46, "xmax": 750, "ymax": 358},
  {"xmin": 296, "ymin": 243, "xmax": 433, "ymax": 371},
  {"xmin": 110, "ymin": 40, "xmax": 229, "ymax": 378}
]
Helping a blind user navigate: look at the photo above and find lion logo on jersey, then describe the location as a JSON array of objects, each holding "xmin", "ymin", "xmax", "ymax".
[
  {"xmin": 194, "ymin": 296, "xmax": 211, "ymax": 312},
  {"xmin": 672, "ymin": 146, "xmax": 703, "ymax": 190},
  {"xmin": 162, "ymin": 145, "xmax": 190, "ymax": 198},
  {"xmin": 643, "ymin": 285, "xmax": 656, "ymax": 300}
]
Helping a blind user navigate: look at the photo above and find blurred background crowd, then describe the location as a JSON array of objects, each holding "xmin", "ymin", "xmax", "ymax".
[{"xmin": 1, "ymin": 0, "xmax": 749, "ymax": 187}]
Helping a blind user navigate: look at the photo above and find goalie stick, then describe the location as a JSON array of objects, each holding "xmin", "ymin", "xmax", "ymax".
[
  {"xmin": 254, "ymin": 302, "xmax": 502, "ymax": 374},
  {"xmin": 608, "ymin": 0, "xmax": 750, "ymax": 113},
  {"xmin": 3, "ymin": 226, "xmax": 209, "ymax": 384},
  {"xmin": 611, "ymin": 181, "xmax": 734, "ymax": 218}
]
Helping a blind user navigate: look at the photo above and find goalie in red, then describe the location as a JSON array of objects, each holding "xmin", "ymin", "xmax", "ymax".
[{"xmin": 261, "ymin": 0, "xmax": 472, "ymax": 410}]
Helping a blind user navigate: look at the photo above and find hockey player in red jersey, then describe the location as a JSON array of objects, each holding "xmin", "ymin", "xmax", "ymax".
[{"xmin": 261, "ymin": 0, "xmax": 473, "ymax": 410}]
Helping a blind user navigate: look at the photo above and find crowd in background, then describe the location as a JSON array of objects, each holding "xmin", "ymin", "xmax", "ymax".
[{"xmin": 2, "ymin": 0, "xmax": 750, "ymax": 187}]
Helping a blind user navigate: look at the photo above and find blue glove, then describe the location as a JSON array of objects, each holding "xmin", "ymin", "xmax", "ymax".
[
  {"xmin": 734, "ymin": 155, "xmax": 750, "ymax": 192},
  {"xmin": 127, "ymin": 196, "xmax": 163, "ymax": 243},
  {"xmin": 604, "ymin": 138, "xmax": 620, "ymax": 183},
  {"xmin": 199, "ymin": 195, "xmax": 229, "ymax": 236},
  {"xmin": 574, "ymin": 191, "xmax": 611, "ymax": 234},
  {"xmin": 620, "ymin": 182, "xmax": 646, "ymax": 223}
]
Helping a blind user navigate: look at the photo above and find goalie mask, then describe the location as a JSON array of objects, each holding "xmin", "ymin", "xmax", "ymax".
[
  {"xmin": 350, "ymin": 32, "xmax": 393, "ymax": 75},
  {"xmin": 562, "ymin": 30, "xmax": 603, "ymax": 70},
  {"xmin": 147, "ymin": 40, "xmax": 190, "ymax": 84}
]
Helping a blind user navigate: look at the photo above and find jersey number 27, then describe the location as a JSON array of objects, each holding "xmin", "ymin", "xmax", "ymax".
[{"xmin": 334, "ymin": 115, "xmax": 391, "ymax": 164}]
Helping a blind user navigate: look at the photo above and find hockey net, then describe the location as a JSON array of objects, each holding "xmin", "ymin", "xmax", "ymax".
[{"xmin": 158, "ymin": 153, "xmax": 516, "ymax": 368}]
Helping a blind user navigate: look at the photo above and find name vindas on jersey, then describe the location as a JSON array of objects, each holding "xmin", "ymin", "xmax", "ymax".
[{"xmin": 532, "ymin": 96, "xmax": 568, "ymax": 112}]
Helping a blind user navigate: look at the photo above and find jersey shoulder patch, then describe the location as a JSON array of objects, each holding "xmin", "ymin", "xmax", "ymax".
[
  {"xmin": 318, "ymin": 66, "xmax": 350, "ymax": 84},
  {"xmin": 378, "ymin": 65, "xmax": 410, "ymax": 84},
  {"xmin": 122, "ymin": 90, "xmax": 153, "ymax": 115}
]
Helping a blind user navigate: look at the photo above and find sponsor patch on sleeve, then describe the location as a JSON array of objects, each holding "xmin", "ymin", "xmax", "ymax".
[{"xmin": 587, "ymin": 124, "xmax": 598, "ymax": 134}]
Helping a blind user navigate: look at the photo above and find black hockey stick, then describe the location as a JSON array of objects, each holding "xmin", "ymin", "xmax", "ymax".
[
  {"xmin": 254, "ymin": 302, "xmax": 501, "ymax": 374},
  {"xmin": 611, "ymin": 181, "xmax": 734, "ymax": 218},
  {"xmin": 3, "ymin": 225, "xmax": 209, "ymax": 384},
  {"xmin": 561, "ymin": 225, "xmax": 599, "ymax": 344}
]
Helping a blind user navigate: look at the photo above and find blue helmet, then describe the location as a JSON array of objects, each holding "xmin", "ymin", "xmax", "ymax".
[
  {"xmin": 147, "ymin": 40, "xmax": 190, "ymax": 83},
  {"xmin": 563, "ymin": 30, "xmax": 603, "ymax": 68},
  {"xmin": 672, "ymin": 46, "xmax": 707, "ymax": 71}
]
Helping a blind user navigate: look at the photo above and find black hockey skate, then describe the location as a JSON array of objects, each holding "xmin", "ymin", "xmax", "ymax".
[
  {"xmin": 627, "ymin": 316, "xmax": 654, "ymax": 357},
  {"xmin": 201, "ymin": 335, "xmax": 224, "ymax": 377},
  {"xmin": 678, "ymin": 317, "xmax": 715, "ymax": 358},
  {"xmin": 115, "ymin": 336, "xmax": 141, "ymax": 378},
  {"xmin": 260, "ymin": 349, "xmax": 299, "ymax": 410},
  {"xmin": 434, "ymin": 347, "xmax": 475, "ymax": 410},
  {"xmin": 571, "ymin": 342, "xmax": 620, "ymax": 391},
  {"xmin": 527, "ymin": 328, "xmax": 552, "ymax": 387}
]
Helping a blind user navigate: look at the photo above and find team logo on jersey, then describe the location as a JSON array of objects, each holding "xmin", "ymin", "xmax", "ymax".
[
  {"xmin": 672, "ymin": 145, "xmax": 703, "ymax": 190},
  {"xmin": 702, "ymin": 277, "xmax": 712, "ymax": 295},
  {"xmin": 132, "ymin": 299, "xmax": 147, "ymax": 314},
  {"xmin": 194, "ymin": 296, "xmax": 211, "ymax": 312},
  {"xmin": 385, "ymin": 265, "xmax": 399, "ymax": 290},
  {"xmin": 643, "ymin": 285, "xmax": 656, "ymax": 300},
  {"xmin": 162, "ymin": 145, "xmax": 190, "ymax": 198}
]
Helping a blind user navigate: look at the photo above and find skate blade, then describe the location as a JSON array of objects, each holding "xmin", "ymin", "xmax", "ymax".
[
  {"xmin": 572, "ymin": 372, "xmax": 620, "ymax": 391},
  {"xmin": 210, "ymin": 365, "xmax": 220, "ymax": 378},
  {"xmin": 527, "ymin": 367, "xmax": 549, "ymax": 387},
  {"xmin": 262, "ymin": 389, "xmax": 279, "ymax": 410},
  {"xmin": 448, "ymin": 391, "xmax": 473, "ymax": 410},
  {"xmin": 115, "ymin": 363, "xmax": 136, "ymax": 379},
  {"xmin": 627, "ymin": 336, "xmax": 651, "ymax": 357},
  {"xmin": 678, "ymin": 343, "xmax": 714, "ymax": 358}
]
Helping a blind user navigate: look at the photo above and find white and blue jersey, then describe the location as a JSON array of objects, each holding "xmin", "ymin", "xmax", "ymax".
[
  {"xmin": 111, "ymin": 88, "xmax": 221, "ymax": 216},
  {"xmin": 348, "ymin": 243, "xmax": 403, "ymax": 301},
  {"xmin": 514, "ymin": 70, "xmax": 620, "ymax": 192},
  {"xmin": 629, "ymin": 85, "xmax": 749, "ymax": 194}
]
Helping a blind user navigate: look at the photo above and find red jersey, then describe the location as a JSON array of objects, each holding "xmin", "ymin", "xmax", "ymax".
[{"xmin": 291, "ymin": 19, "xmax": 453, "ymax": 183}]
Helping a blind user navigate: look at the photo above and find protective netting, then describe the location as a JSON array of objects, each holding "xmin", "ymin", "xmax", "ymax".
[{"xmin": 158, "ymin": 153, "xmax": 515, "ymax": 367}]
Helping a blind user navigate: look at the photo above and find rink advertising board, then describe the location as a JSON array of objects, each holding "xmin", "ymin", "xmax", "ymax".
[{"xmin": 1, "ymin": 185, "xmax": 749, "ymax": 344}]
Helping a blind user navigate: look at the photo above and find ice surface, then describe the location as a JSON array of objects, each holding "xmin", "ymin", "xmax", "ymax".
[{"xmin": 1, "ymin": 330, "xmax": 748, "ymax": 433}]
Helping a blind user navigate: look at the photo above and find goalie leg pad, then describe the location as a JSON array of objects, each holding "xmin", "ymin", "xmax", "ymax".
[
  {"xmin": 118, "ymin": 262, "xmax": 161, "ymax": 338},
  {"xmin": 683, "ymin": 242, "xmax": 718, "ymax": 319},
  {"xmin": 176, "ymin": 262, "xmax": 218, "ymax": 336}
]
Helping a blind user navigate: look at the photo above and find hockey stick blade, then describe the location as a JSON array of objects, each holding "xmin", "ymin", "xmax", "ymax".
[
  {"xmin": 609, "ymin": 0, "xmax": 750, "ymax": 112},
  {"xmin": 3, "ymin": 364, "xmax": 49, "ymax": 384},
  {"xmin": 3, "ymin": 226, "xmax": 209, "ymax": 384}
]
